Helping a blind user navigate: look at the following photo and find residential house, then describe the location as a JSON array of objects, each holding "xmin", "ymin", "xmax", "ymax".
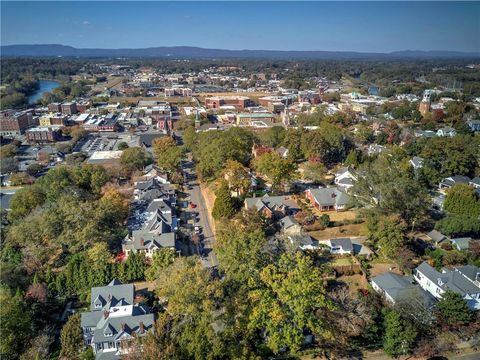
[
  {"xmin": 244, "ymin": 194, "xmax": 297, "ymax": 219},
  {"xmin": 426, "ymin": 229, "xmax": 448, "ymax": 245},
  {"xmin": 409, "ymin": 156, "xmax": 424, "ymax": 171},
  {"xmin": 334, "ymin": 167, "xmax": 357, "ymax": 190},
  {"xmin": 439, "ymin": 176, "xmax": 470, "ymax": 190},
  {"xmin": 437, "ymin": 127, "xmax": 457, "ymax": 137},
  {"xmin": 367, "ymin": 144, "xmax": 387, "ymax": 155},
  {"xmin": 278, "ymin": 215, "xmax": 302, "ymax": 236},
  {"xmin": 466, "ymin": 119, "xmax": 480, "ymax": 132},
  {"xmin": 450, "ymin": 237, "xmax": 474, "ymax": 251},
  {"xmin": 305, "ymin": 186, "xmax": 351, "ymax": 212},
  {"xmin": 371, "ymin": 272, "xmax": 436, "ymax": 307},
  {"xmin": 80, "ymin": 279, "xmax": 154, "ymax": 359},
  {"xmin": 122, "ymin": 230, "xmax": 177, "ymax": 259},
  {"xmin": 469, "ymin": 177, "xmax": 480, "ymax": 190},
  {"xmin": 414, "ymin": 262, "xmax": 480, "ymax": 310},
  {"xmin": 328, "ymin": 238, "xmax": 353, "ymax": 255}
]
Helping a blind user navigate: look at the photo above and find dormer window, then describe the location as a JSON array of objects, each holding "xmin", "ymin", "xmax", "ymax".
[{"xmin": 94, "ymin": 302, "xmax": 102, "ymax": 309}]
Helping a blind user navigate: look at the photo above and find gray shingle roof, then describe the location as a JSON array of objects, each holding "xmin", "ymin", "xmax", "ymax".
[
  {"xmin": 307, "ymin": 187, "xmax": 350, "ymax": 207},
  {"xmin": 372, "ymin": 272, "xmax": 436, "ymax": 307},
  {"xmin": 90, "ymin": 280, "xmax": 134, "ymax": 312},
  {"xmin": 330, "ymin": 238, "xmax": 353, "ymax": 252},
  {"xmin": 123, "ymin": 231, "xmax": 176, "ymax": 252},
  {"xmin": 279, "ymin": 215, "xmax": 299, "ymax": 230},
  {"xmin": 426, "ymin": 230, "xmax": 447, "ymax": 243}
]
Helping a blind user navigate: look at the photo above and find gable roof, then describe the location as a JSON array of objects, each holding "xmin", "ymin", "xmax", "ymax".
[
  {"xmin": 330, "ymin": 238, "xmax": 353, "ymax": 252},
  {"xmin": 450, "ymin": 237, "xmax": 473, "ymax": 251},
  {"xmin": 426, "ymin": 230, "xmax": 447, "ymax": 243},
  {"xmin": 372, "ymin": 272, "xmax": 435, "ymax": 306},
  {"xmin": 90, "ymin": 281, "xmax": 134, "ymax": 311},
  {"xmin": 307, "ymin": 187, "xmax": 350, "ymax": 207},
  {"xmin": 279, "ymin": 215, "xmax": 299, "ymax": 230}
]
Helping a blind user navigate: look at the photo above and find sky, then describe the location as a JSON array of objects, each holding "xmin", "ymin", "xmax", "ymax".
[{"xmin": 1, "ymin": 1, "xmax": 479, "ymax": 53}]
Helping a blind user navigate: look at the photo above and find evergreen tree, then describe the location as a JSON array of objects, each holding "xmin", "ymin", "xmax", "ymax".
[
  {"xmin": 60, "ymin": 313, "xmax": 84, "ymax": 359},
  {"xmin": 212, "ymin": 181, "xmax": 237, "ymax": 220},
  {"xmin": 436, "ymin": 290, "xmax": 472, "ymax": 327},
  {"xmin": 383, "ymin": 309, "xmax": 417, "ymax": 357}
]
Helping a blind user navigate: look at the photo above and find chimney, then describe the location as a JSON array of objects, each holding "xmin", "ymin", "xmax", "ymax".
[
  {"xmin": 140, "ymin": 238, "xmax": 144, "ymax": 246},
  {"xmin": 103, "ymin": 310, "xmax": 109, "ymax": 319},
  {"xmin": 139, "ymin": 321, "xmax": 144, "ymax": 333},
  {"xmin": 121, "ymin": 323, "xmax": 126, "ymax": 331},
  {"xmin": 107, "ymin": 294, "xmax": 112, "ymax": 302}
]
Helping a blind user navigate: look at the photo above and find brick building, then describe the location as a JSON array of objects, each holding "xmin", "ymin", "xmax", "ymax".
[
  {"xmin": 205, "ymin": 96, "xmax": 251, "ymax": 110},
  {"xmin": 0, "ymin": 110, "xmax": 37, "ymax": 136},
  {"xmin": 61, "ymin": 102, "xmax": 77, "ymax": 115},
  {"xmin": 25, "ymin": 126, "xmax": 62, "ymax": 143},
  {"xmin": 48, "ymin": 103, "xmax": 62, "ymax": 112}
]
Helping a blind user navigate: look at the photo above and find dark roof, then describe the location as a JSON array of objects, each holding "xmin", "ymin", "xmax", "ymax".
[
  {"xmin": 307, "ymin": 187, "xmax": 350, "ymax": 207},
  {"xmin": 330, "ymin": 238, "xmax": 353, "ymax": 252}
]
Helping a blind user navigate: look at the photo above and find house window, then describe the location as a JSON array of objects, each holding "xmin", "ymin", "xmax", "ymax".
[{"xmin": 108, "ymin": 342, "xmax": 115, "ymax": 349}]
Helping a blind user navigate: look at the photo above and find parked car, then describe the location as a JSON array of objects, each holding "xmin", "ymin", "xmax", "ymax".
[
  {"xmin": 190, "ymin": 202, "xmax": 197, "ymax": 209},
  {"xmin": 194, "ymin": 225, "xmax": 201, "ymax": 234}
]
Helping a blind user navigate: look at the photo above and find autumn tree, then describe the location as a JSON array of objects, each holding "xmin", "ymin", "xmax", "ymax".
[
  {"xmin": 223, "ymin": 159, "xmax": 251, "ymax": 195},
  {"xmin": 248, "ymin": 252, "xmax": 335, "ymax": 353}
]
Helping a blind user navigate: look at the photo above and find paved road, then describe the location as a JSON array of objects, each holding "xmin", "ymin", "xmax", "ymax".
[
  {"xmin": 451, "ymin": 352, "xmax": 480, "ymax": 360},
  {"xmin": 182, "ymin": 155, "xmax": 218, "ymax": 268}
]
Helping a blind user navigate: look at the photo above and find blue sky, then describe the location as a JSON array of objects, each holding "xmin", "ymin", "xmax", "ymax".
[{"xmin": 1, "ymin": 1, "xmax": 479, "ymax": 52}]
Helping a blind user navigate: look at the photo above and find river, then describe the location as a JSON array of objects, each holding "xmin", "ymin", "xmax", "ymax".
[{"xmin": 28, "ymin": 80, "xmax": 60, "ymax": 104}]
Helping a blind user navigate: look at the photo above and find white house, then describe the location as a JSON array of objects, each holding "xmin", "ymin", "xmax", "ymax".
[
  {"xmin": 334, "ymin": 166, "xmax": 357, "ymax": 190},
  {"xmin": 413, "ymin": 262, "xmax": 480, "ymax": 310},
  {"xmin": 436, "ymin": 127, "xmax": 457, "ymax": 137},
  {"xmin": 328, "ymin": 238, "xmax": 353, "ymax": 255},
  {"xmin": 409, "ymin": 156, "xmax": 424, "ymax": 170}
]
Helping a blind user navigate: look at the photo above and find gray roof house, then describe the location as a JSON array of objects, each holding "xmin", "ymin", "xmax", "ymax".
[
  {"xmin": 466, "ymin": 119, "xmax": 480, "ymax": 132},
  {"xmin": 426, "ymin": 230, "xmax": 448, "ymax": 245},
  {"xmin": 81, "ymin": 279, "xmax": 154, "ymax": 360},
  {"xmin": 409, "ymin": 156, "xmax": 424, "ymax": 170},
  {"xmin": 450, "ymin": 237, "xmax": 473, "ymax": 251},
  {"xmin": 439, "ymin": 176, "xmax": 470, "ymax": 190},
  {"xmin": 469, "ymin": 177, "xmax": 480, "ymax": 189},
  {"xmin": 244, "ymin": 194, "xmax": 297, "ymax": 219},
  {"xmin": 329, "ymin": 238, "xmax": 354, "ymax": 255},
  {"xmin": 122, "ymin": 231, "xmax": 177, "ymax": 259},
  {"xmin": 371, "ymin": 272, "xmax": 436, "ymax": 307},
  {"xmin": 413, "ymin": 262, "xmax": 480, "ymax": 310},
  {"xmin": 334, "ymin": 167, "xmax": 357, "ymax": 190},
  {"xmin": 278, "ymin": 215, "xmax": 302, "ymax": 235},
  {"xmin": 305, "ymin": 186, "xmax": 351, "ymax": 211}
]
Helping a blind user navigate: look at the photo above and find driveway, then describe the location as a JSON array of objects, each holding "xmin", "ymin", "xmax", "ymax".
[{"xmin": 182, "ymin": 155, "xmax": 218, "ymax": 268}]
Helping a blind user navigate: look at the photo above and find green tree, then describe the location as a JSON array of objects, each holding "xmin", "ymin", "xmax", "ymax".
[
  {"xmin": 436, "ymin": 290, "xmax": 472, "ymax": 327},
  {"xmin": 117, "ymin": 141, "xmax": 129, "ymax": 150},
  {"xmin": 60, "ymin": 313, "xmax": 84, "ymax": 359},
  {"xmin": 253, "ymin": 152, "xmax": 296, "ymax": 191},
  {"xmin": 223, "ymin": 160, "xmax": 251, "ymax": 196},
  {"xmin": 344, "ymin": 150, "xmax": 360, "ymax": 168},
  {"xmin": 444, "ymin": 183, "xmax": 480, "ymax": 217},
  {"xmin": 7, "ymin": 186, "xmax": 45, "ymax": 222},
  {"xmin": 352, "ymin": 154, "xmax": 429, "ymax": 227},
  {"xmin": 383, "ymin": 309, "xmax": 417, "ymax": 357},
  {"xmin": 212, "ymin": 181, "xmax": 237, "ymax": 220},
  {"xmin": 216, "ymin": 222, "xmax": 269, "ymax": 284},
  {"xmin": 120, "ymin": 147, "xmax": 150, "ymax": 173},
  {"xmin": 0, "ymin": 287, "xmax": 32, "ymax": 359},
  {"xmin": 183, "ymin": 126, "xmax": 197, "ymax": 151},
  {"xmin": 26, "ymin": 163, "xmax": 44, "ymax": 176},
  {"xmin": 368, "ymin": 214, "xmax": 406, "ymax": 259},
  {"xmin": 248, "ymin": 252, "xmax": 335, "ymax": 354},
  {"xmin": 302, "ymin": 160, "xmax": 326, "ymax": 183},
  {"xmin": 145, "ymin": 248, "xmax": 176, "ymax": 281},
  {"xmin": 8, "ymin": 172, "xmax": 30, "ymax": 186}
]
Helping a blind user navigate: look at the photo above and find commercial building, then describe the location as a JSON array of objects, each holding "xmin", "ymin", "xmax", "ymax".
[
  {"xmin": 61, "ymin": 102, "xmax": 77, "ymax": 115},
  {"xmin": 25, "ymin": 126, "xmax": 63, "ymax": 143},
  {"xmin": 205, "ymin": 96, "xmax": 251, "ymax": 110},
  {"xmin": 0, "ymin": 109, "xmax": 37, "ymax": 136}
]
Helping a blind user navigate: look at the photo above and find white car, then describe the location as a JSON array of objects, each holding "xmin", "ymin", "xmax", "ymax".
[{"xmin": 194, "ymin": 226, "xmax": 201, "ymax": 234}]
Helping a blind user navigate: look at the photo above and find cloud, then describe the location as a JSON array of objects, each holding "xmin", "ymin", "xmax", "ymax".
[{"xmin": 82, "ymin": 20, "xmax": 90, "ymax": 25}]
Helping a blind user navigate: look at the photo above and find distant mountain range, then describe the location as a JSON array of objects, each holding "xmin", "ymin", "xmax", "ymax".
[{"xmin": 1, "ymin": 44, "xmax": 479, "ymax": 59}]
